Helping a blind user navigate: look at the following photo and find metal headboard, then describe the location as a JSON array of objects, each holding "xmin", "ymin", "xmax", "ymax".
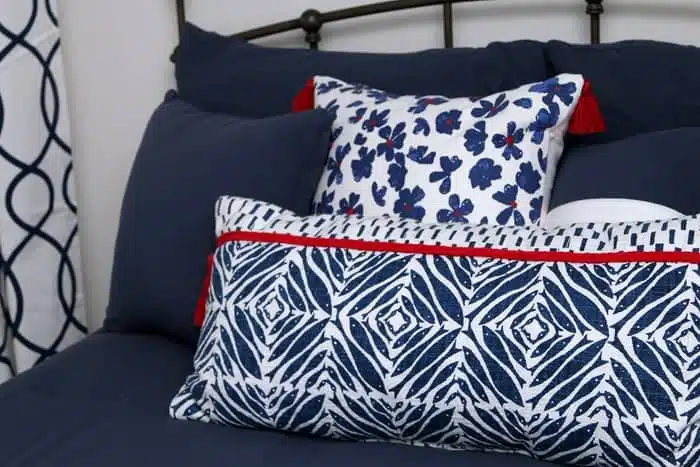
[{"xmin": 174, "ymin": 0, "xmax": 605, "ymax": 49}]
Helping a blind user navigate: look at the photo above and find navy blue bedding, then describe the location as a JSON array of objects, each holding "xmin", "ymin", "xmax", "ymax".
[{"xmin": 0, "ymin": 331, "xmax": 554, "ymax": 467}]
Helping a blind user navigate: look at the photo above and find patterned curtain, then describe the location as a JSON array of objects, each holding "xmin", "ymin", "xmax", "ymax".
[{"xmin": 0, "ymin": 1, "xmax": 87, "ymax": 382}]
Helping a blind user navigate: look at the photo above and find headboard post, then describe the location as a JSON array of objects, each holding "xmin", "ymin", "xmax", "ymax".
[
  {"xmin": 300, "ymin": 9, "xmax": 323, "ymax": 49},
  {"xmin": 176, "ymin": 0, "xmax": 186, "ymax": 38},
  {"xmin": 586, "ymin": 0, "xmax": 604, "ymax": 44}
]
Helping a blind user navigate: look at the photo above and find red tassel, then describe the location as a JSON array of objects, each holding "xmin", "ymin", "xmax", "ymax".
[
  {"xmin": 568, "ymin": 80, "xmax": 606, "ymax": 135},
  {"xmin": 193, "ymin": 253, "xmax": 215, "ymax": 328},
  {"xmin": 291, "ymin": 77, "xmax": 315, "ymax": 112}
]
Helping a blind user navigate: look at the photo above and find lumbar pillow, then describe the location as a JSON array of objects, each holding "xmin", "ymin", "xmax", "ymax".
[
  {"xmin": 172, "ymin": 195, "xmax": 700, "ymax": 467},
  {"xmin": 305, "ymin": 74, "xmax": 603, "ymax": 225}
]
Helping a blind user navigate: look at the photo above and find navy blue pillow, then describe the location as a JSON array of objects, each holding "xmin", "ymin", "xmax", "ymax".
[
  {"xmin": 546, "ymin": 40, "xmax": 700, "ymax": 144},
  {"xmin": 549, "ymin": 127, "xmax": 700, "ymax": 215},
  {"xmin": 103, "ymin": 93, "xmax": 333, "ymax": 347},
  {"xmin": 174, "ymin": 22, "xmax": 550, "ymax": 118}
]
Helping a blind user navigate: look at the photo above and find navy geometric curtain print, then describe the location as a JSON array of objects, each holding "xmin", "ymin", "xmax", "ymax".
[{"xmin": 0, "ymin": 0, "xmax": 87, "ymax": 382}]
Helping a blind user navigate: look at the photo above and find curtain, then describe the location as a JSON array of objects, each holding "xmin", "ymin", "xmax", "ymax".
[{"xmin": 0, "ymin": 1, "xmax": 87, "ymax": 382}]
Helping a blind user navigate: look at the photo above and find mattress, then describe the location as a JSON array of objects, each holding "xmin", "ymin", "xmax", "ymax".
[{"xmin": 0, "ymin": 331, "xmax": 555, "ymax": 467}]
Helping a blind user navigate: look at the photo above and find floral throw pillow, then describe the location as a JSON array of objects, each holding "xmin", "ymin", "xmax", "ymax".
[{"xmin": 311, "ymin": 74, "xmax": 593, "ymax": 226}]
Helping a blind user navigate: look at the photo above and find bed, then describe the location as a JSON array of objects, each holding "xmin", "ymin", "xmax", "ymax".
[{"xmin": 3, "ymin": 1, "xmax": 700, "ymax": 466}]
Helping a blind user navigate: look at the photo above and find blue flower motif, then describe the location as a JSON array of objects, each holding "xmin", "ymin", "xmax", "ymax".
[
  {"xmin": 371, "ymin": 182, "xmax": 387, "ymax": 207},
  {"xmin": 413, "ymin": 118, "xmax": 430, "ymax": 136},
  {"xmin": 468, "ymin": 158, "xmax": 502, "ymax": 190},
  {"xmin": 346, "ymin": 100, "xmax": 364, "ymax": 108},
  {"xmin": 528, "ymin": 103, "xmax": 560, "ymax": 144},
  {"xmin": 514, "ymin": 97, "xmax": 532, "ymax": 109},
  {"xmin": 366, "ymin": 88, "xmax": 394, "ymax": 105},
  {"xmin": 493, "ymin": 184, "xmax": 525, "ymax": 226},
  {"xmin": 330, "ymin": 127, "xmax": 343, "ymax": 146},
  {"xmin": 408, "ymin": 96, "xmax": 448, "ymax": 114},
  {"xmin": 324, "ymin": 99, "xmax": 339, "ymax": 118},
  {"xmin": 338, "ymin": 193, "xmax": 363, "ymax": 216},
  {"xmin": 429, "ymin": 156, "xmax": 463, "ymax": 194},
  {"xmin": 529, "ymin": 77, "xmax": 578, "ymax": 106},
  {"xmin": 362, "ymin": 109, "xmax": 390, "ymax": 132},
  {"xmin": 351, "ymin": 146, "xmax": 376, "ymax": 182},
  {"xmin": 388, "ymin": 160, "xmax": 407, "ymax": 191},
  {"xmin": 317, "ymin": 80, "xmax": 343, "ymax": 94},
  {"xmin": 393, "ymin": 186, "xmax": 426, "ymax": 221},
  {"xmin": 537, "ymin": 148, "xmax": 547, "ymax": 173},
  {"xmin": 492, "ymin": 121, "xmax": 524, "ymax": 160},
  {"xmin": 471, "ymin": 93, "xmax": 508, "ymax": 118},
  {"xmin": 529, "ymin": 196, "xmax": 543, "ymax": 223},
  {"xmin": 406, "ymin": 146, "xmax": 436, "ymax": 165},
  {"xmin": 377, "ymin": 123, "xmax": 406, "ymax": 161},
  {"xmin": 354, "ymin": 133, "xmax": 367, "ymax": 146},
  {"xmin": 515, "ymin": 162, "xmax": 542, "ymax": 194},
  {"xmin": 348, "ymin": 107, "xmax": 367, "ymax": 124},
  {"xmin": 326, "ymin": 142, "xmax": 351, "ymax": 186},
  {"xmin": 437, "ymin": 194, "xmax": 474, "ymax": 223},
  {"xmin": 339, "ymin": 82, "xmax": 372, "ymax": 95},
  {"xmin": 435, "ymin": 109, "xmax": 462, "ymax": 135},
  {"xmin": 464, "ymin": 121, "xmax": 488, "ymax": 156},
  {"xmin": 315, "ymin": 191, "xmax": 334, "ymax": 214}
]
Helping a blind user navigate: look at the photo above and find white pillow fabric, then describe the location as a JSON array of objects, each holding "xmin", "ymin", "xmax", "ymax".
[
  {"xmin": 541, "ymin": 198, "xmax": 683, "ymax": 227},
  {"xmin": 311, "ymin": 74, "xmax": 588, "ymax": 226}
]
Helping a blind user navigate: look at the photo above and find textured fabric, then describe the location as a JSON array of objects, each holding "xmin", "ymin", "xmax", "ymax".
[
  {"xmin": 0, "ymin": 331, "xmax": 554, "ymax": 467},
  {"xmin": 172, "ymin": 196, "xmax": 700, "ymax": 466},
  {"xmin": 104, "ymin": 94, "xmax": 333, "ymax": 348},
  {"xmin": 0, "ymin": 0, "xmax": 87, "ymax": 382},
  {"xmin": 549, "ymin": 127, "xmax": 700, "ymax": 215},
  {"xmin": 546, "ymin": 40, "xmax": 700, "ymax": 144},
  {"xmin": 174, "ymin": 22, "xmax": 550, "ymax": 118},
  {"xmin": 310, "ymin": 74, "xmax": 586, "ymax": 226}
]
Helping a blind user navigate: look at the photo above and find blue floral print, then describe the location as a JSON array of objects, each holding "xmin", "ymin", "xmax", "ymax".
[
  {"xmin": 464, "ymin": 121, "xmax": 489, "ymax": 156},
  {"xmin": 409, "ymin": 96, "xmax": 448, "ymax": 114},
  {"xmin": 362, "ymin": 109, "xmax": 390, "ymax": 132},
  {"xmin": 515, "ymin": 162, "xmax": 542, "ymax": 194},
  {"xmin": 351, "ymin": 146, "xmax": 376, "ymax": 182},
  {"xmin": 311, "ymin": 73, "xmax": 585, "ymax": 225},
  {"xmin": 492, "ymin": 121, "xmax": 524, "ymax": 161},
  {"xmin": 429, "ymin": 156, "xmax": 463, "ymax": 194},
  {"xmin": 393, "ymin": 187, "xmax": 426, "ymax": 221},
  {"xmin": 493, "ymin": 184, "xmax": 526, "ymax": 226},
  {"xmin": 326, "ymin": 142, "xmax": 351, "ymax": 186},
  {"xmin": 435, "ymin": 110, "xmax": 462, "ymax": 135},
  {"xmin": 471, "ymin": 93, "xmax": 508, "ymax": 118},
  {"xmin": 377, "ymin": 123, "xmax": 406, "ymax": 161},
  {"xmin": 469, "ymin": 158, "xmax": 502, "ymax": 190},
  {"xmin": 338, "ymin": 193, "xmax": 364, "ymax": 216},
  {"xmin": 529, "ymin": 196, "xmax": 543, "ymax": 223},
  {"xmin": 437, "ymin": 194, "xmax": 474, "ymax": 223},
  {"xmin": 529, "ymin": 76, "xmax": 578, "ymax": 106}
]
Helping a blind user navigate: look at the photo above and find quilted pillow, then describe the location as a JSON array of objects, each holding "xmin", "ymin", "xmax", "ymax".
[
  {"xmin": 172, "ymin": 196, "xmax": 700, "ymax": 467},
  {"xmin": 306, "ymin": 74, "xmax": 603, "ymax": 226}
]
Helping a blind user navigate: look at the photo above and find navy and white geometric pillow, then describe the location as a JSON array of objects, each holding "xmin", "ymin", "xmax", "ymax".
[
  {"xmin": 172, "ymin": 196, "xmax": 700, "ymax": 467},
  {"xmin": 311, "ymin": 74, "xmax": 587, "ymax": 226}
]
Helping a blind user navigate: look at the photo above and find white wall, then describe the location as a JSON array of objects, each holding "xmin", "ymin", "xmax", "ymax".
[{"xmin": 56, "ymin": 0, "xmax": 700, "ymax": 330}]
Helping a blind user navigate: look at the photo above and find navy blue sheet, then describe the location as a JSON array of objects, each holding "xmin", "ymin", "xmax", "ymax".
[{"xmin": 0, "ymin": 332, "xmax": 555, "ymax": 467}]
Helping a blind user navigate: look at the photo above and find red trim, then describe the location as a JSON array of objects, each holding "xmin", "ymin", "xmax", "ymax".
[
  {"xmin": 567, "ymin": 80, "xmax": 606, "ymax": 135},
  {"xmin": 216, "ymin": 231, "xmax": 700, "ymax": 265},
  {"xmin": 193, "ymin": 253, "xmax": 215, "ymax": 328},
  {"xmin": 291, "ymin": 78, "xmax": 315, "ymax": 112}
]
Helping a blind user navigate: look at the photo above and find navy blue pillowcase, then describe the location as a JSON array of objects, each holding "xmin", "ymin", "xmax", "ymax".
[
  {"xmin": 103, "ymin": 92, "xmax": 333, "ymax": 348},
  {"xmin": 174, "ymin": 22, "xmax": 551, "ymax": 118},
  {"xmin": 549, "ymin": 127, "xmax": 700, "ymax": 215},
  {"xmin": 546, "ymin": 40, "xmax": 700, "ymax": 145}
]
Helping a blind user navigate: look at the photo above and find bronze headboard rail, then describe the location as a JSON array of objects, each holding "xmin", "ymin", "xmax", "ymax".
[{"xmin": 174, "ymin": 0, "xmax": 605, "ymax": 50}]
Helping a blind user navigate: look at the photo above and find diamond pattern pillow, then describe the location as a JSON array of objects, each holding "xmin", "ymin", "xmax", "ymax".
[
  {"xmin": 174, "ymin": 195, "xmax": 700, "ymax": 467},
  {"xmin": 309, "ymin": 74, "xmax": 599, "ymax": 226}
]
